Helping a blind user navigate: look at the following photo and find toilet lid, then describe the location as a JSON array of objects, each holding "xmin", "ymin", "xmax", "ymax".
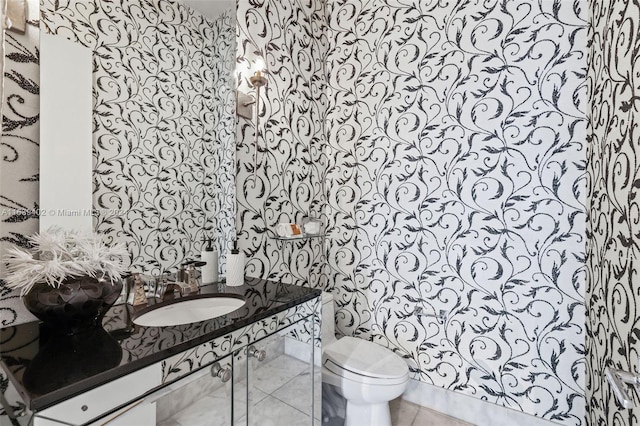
[{"xmin": 323, "ymin": 337, "xmax": 408, "ymax": 380}]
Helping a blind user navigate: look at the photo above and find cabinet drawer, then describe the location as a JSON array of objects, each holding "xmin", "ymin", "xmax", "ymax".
[
  {"xmin": 91, "ymin": 400, "xmax": 156, "ymax": 426},
  {"xmin": 36, "ymin": 365, "xmax": 161, "ymax": 425}
]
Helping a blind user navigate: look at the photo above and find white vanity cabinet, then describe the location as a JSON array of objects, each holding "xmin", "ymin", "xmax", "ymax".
[
  {"xmin": 13, "ymin": 294, "xmax": 321, "ymax": 426},
  {"xmin": 31, "ymin": 364, "xmax": 163, "ymax": 426},
  {"xmin": 155, "ymin": 354, "xmax": 235, "ymax": 426},
  {"xmin": 34, "ymin": 355, "xmax": 235, "ymax": 426},
  {"xmin": 159, "ymin": 301, "xmax": 320, "ymax": 426}
]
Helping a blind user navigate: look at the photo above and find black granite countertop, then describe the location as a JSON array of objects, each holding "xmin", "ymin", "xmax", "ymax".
[{"xmin": 0, "ymin": 278, "xmax": 320, "ymax": 412}]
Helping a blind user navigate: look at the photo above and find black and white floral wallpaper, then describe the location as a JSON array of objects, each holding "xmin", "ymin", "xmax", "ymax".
[
  {"xmin": 7, "ymin": 0, "xmax": 639, "ymax": 424},
  {"xmin": 0, "ymin": 0, "xmax": 39, "ymax": 326},
  {"xmin": 235, "ymin": 0, "xmax": 588, "ymax": 424},
  {"xmin": 323, "ymin": 1, "xmax": 587, "ymax": 423},
  {"xmin": 0, "ymin": 0, "xmax": 40, "ymax": 417},
  {"xmin": 210, "ymin": 8, "xmax": 237, "ymax": 271},
  {"xmin": 235, "ymin": 0, "xmax": 328, "ymax": 288},
  {"xmin": 40, "ymin": 0, "xmax": 237, "ymax": 275},
  {"xmin": 586, "ymin": 0, "xmax": 640, "ymax": 425}
]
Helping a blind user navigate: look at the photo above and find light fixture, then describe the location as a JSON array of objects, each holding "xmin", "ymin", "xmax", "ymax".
[
  {"xmin": 249, "ymin": 69, "xmax": 267, "ymax": 175},
  {"xmin": 249, "ymin": 69, "xmax": 267, "ymax": 88}
]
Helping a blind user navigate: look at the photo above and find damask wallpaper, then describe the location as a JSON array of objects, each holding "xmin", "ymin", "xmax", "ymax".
[
  {"xmin": 0, "ymin": 0, "xmax": 40, "ymax": 416},
  {"xmin": 586, "ymin": 0, "xmax": 640, "ymax": 425},
  {"xmin": 40, "ymin": 0, "xmax": 237, "ymax": 275},
  {"xmin": 235, "ymin": 0, "xmax": 328, "ymax": 288},
  {"xmin": 323, "ymin": 0, "xmax": 587, "ymax": 423},
  {"xmin": 0, "ymin": 0, "xmax": 39, "ymax": 327},
  {"xmin": 235, "ymin": 0, "xmax": 588, "ymax": 424},
  {"xmin": 5, "ymin": 0, "xmax": 634, "ymax": 425}
]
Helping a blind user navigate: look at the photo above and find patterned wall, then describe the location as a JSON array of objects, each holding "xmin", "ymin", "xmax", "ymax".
[
  {"xmin": 0, "ymin": 1, "xmax": 237, "ymax": 420},
  {"xmin": 235, "ymin": 0, "xmax": 327, "ymax": 288},
  {"xmin": 586, "ymin": 0, "xmax": 640, "ymax": 425},
  {"xmin": 234, "ymin": 0, "xmax": 590, "ymax": 422},
  {"xmin": 40, "ymin": 0, "xmax": 236, "ymax": 275},
  {"xmin": 210, "ymin": 8, "xmax": 237, "ymax": 271},
  {"xmin": 323, "ymin": 1, "xmax": 587, "ymax": 423},
  {"xmin": 0, "ymin": 0, "xmax": 40, "ymax": 416},
  {"xmin": 0, "ymin": 0, "xmax": 601, "ymax": 424},
  {"xmin": 0, "ymin": 0, "xmax": 39, "ymax": 326}
]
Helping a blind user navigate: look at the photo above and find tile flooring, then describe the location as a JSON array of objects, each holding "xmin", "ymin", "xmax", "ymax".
[
  {"xmin": 389, "ymin": 398, "xmax": 473, "ymax": 426},
  {"xmin": 159, "ymin": 354, "xmax": 471, "ymax": 426}
]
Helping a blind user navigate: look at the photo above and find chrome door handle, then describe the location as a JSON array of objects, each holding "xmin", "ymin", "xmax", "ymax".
[
  {"xmin": 211, "ymin": 362, "xmax": 232, "ymax": 382},
  {"xmin": 606, "ymin": 358, "xmax": 640, "ymax": 409},
  {"xmin": 248, "ymin": 345, "xmax": 266, "ymax": 362}
]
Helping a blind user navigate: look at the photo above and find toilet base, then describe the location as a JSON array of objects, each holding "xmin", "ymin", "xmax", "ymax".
[{"xmin": 345, "ymin": 401, "xmax": 391, "ymax": 426}]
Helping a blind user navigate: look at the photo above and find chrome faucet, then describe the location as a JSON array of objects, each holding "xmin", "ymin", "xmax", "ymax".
[
  {"xmin": 162, "ymin": 281, "xmax": 192, "ymax": 299},
  {"xmin": 124, "ymin": 271, "xmax": 194, "ymax": 305},
  {"xmin": 125, "ymin": 261, "xmax": 206, "ymax": 303},
  {"xmin": 159, "ymin": 260, "xmax": 205, "ymax": 300},
  {"xmin": 180, "ymin": 260, "xmax": 205, "ymax": 292}
]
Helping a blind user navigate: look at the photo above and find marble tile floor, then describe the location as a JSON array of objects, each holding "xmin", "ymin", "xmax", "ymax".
[
  {"xmin": 159, "ymin": 354, "xmax": 471, "ymax": 426},
  {"xmin": 389, "ymin": 398, "xmax": 473, "ymax": 426}
]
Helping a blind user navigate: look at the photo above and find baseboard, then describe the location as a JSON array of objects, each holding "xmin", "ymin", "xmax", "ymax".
[
  {"xmin": 284, "ymin": 335, "xmax": 321, "ymax": 366},
  {"xmin": 401, "ymin": 379, "xmax": 559, "ymax": 426}
]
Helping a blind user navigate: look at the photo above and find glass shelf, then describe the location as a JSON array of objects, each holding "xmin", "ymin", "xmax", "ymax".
[{"xmin": 272, "ymin": 233, "xmax": 327, "ymax": 241}]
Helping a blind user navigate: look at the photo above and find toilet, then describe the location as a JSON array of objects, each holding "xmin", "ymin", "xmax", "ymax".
[{"xmin": 321, "ymin": 292, "xmax": 409, "ymax": 426}]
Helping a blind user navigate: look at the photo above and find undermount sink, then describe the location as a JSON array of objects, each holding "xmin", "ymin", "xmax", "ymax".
[{"xmin": 133, "ymin": 295, "xmax": 246, "ymax": 327}]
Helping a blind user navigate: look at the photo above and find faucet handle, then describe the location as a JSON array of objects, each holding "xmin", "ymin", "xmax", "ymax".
[
  {"xmin": 186, "ymin": 263, "xmax": 201, "ymax": 293},
  {"xmin": 128, "ymin": 273, "xmax": 147, "ymax": 307},
  {"xmin": 153, "ymin": 272, "xmax": 171, "ymax": 297}
]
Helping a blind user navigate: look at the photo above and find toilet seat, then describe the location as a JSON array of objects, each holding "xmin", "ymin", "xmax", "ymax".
[{"xmin": 323, "ymin": 337, "xmax": 409, "ymax": 385}]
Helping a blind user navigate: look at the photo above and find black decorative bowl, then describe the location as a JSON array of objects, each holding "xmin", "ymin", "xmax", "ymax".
[{"xmin": 23, "ymin": 276, "xmax": 123, "ymax": 334}]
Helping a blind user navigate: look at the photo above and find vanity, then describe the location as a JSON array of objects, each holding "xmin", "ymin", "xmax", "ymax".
[
  {"xmin": 0, "ymin": 278, "xmax": 321, "ymax": 425},
  {"xmin": 1, "ymin": 0, "xmax": 324, "ymax": 423}
]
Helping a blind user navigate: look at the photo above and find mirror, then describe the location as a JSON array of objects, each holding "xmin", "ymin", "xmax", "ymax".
[
  {"xmin": 0, "ymin": 0, "xmax": 40, "ymax": 280},
  {"xmin": 34, "ymin": 0, "xmax": 237, "ymax": 275},
  {"xmin": 40, "ymin": 31, "xmax": 93, "ymax": 232}
]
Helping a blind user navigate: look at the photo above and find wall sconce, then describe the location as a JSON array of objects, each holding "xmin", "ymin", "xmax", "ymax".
[
  {"xmin": 235, "ymin": 55, "xmax": 268, "ymax": 174},
  {"xmin": 236, "ymin": 71, "xmax": 267, "ymax": 120},
  {"xmin": 236, "ymin": 91, "xmax": 254, "ymax": 119},
  {"xmin": 249, "ymin": 70, "xmax": 267, "ymax": 174}
]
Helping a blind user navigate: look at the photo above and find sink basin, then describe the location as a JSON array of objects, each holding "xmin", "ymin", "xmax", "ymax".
[{"xmin": 133, "ymin": 296, "xmax": 245, "ymax": 327}]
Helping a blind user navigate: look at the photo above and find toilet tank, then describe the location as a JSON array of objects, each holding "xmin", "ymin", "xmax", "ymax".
[{"xmin": 322, "ymin": 291, "xmax": 337, "ymax": 346}]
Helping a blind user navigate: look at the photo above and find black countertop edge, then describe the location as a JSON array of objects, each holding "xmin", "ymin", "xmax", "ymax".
[
  {"xmin": 1, "ymin": 280, "xmax": 322, "ymax": 412},
  {"xmin": 30, "ymin": 294, "xmax": 321, "ymax": 411}
]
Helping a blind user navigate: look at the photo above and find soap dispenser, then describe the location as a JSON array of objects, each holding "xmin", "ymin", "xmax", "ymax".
[
  {"xmin": 201, "ymin": 237, "xmax": 219, "ymax": 284},
  {"xmin": 226, "ymin": 241, "xmax": 245, "ymax": 287}
]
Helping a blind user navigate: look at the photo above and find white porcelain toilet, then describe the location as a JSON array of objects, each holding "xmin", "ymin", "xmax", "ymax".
[{"xmin": 321, "ymin": 292, "xmax": 409, "ymax": 426}]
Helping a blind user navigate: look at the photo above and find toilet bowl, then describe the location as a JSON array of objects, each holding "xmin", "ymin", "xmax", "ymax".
[{"xmin": 322, "ymin": 292, "xmax": 409, "ymax": 426}]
